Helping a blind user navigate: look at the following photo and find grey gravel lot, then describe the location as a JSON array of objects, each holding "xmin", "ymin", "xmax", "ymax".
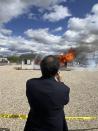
[{"xmin": 0, "ymin": 65, "xmax": 98, "ymax": 131}]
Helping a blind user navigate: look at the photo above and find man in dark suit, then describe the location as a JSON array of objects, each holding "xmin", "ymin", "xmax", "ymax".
[{"xmin": 24, "ymin": 55, "xmax": 70, "ymax": 131}]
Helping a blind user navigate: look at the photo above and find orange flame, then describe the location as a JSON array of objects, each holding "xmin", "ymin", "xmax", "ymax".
[{"xmin": 58, "ymin": 48, "xmax": 76, "ymax": 63}]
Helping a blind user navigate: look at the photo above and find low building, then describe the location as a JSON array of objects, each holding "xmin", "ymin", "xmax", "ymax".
[
  {"xmin": 21, "ymin": 59, "xmax": 40, "ymax": 70},
  {"xmin": 0, "ymin": 57, "xmax": 10, "ymax": 65}
]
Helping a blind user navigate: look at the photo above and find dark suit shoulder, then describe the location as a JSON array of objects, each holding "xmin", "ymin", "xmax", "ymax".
[
  {"xmin": 26, "ymin": 78, "xmax": 39, "ymax": 84},
  {"xmin": 26, "ymin": 78, "xmax": 38, "ymax": 90},
  {"xmin": 27, "ymin": 78, "xmax": 38, "ymax": 82},
  {"xmin": 56, "ymin": 82, "xmax": 70, "ymax": 92}
]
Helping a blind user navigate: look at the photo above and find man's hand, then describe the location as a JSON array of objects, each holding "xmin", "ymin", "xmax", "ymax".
[{"xmin": 55, "ymin": 72, "xmax": 62, "ymax": 82}]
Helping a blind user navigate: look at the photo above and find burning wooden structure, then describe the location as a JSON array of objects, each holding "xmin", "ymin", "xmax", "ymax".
[{"xmin": 58, "ymin": 48, "xmax": 76, "ymax": 68}]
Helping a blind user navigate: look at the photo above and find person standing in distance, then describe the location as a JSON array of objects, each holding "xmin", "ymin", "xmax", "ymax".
[{"xmin": 24, "ymin": 55, "xmax": 70, "ymax": 131}]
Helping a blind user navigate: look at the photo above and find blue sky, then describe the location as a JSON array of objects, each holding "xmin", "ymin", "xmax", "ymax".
[
  {"xmin": 0, "ymin": 0, "xmax": 98, "ymax": 56},
  {"xmin": 5, "ymin": 0, "xmax": 98, "ymax": 36}
]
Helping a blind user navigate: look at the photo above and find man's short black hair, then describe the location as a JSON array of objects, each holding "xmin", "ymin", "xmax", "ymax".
[{"xmin": 40, "ymin": 55, "xmax": 60, "ymax": 78}]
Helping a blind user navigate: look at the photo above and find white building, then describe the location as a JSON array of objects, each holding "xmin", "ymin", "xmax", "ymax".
[
  {"xmin": 0, "ymin": 57, "xmax": 10, "ymax": 64},
  {"xmin": 21, "ymin": 59, "xmax": 40, "ymax": 70}
]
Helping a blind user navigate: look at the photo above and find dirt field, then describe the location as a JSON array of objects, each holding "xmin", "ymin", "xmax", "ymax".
[{"xmin": 0, "ymin": 65, "xmax": 98, "ymax": 131}]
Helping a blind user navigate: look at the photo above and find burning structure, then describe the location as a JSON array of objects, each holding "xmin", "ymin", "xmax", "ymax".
[
  {"xmin": 20, "ymin": 48, "xmax": 76, "ymax": 70},
  {"xmin": 58, "ymin": 48, "xmax": 76, "ymax": 68}
]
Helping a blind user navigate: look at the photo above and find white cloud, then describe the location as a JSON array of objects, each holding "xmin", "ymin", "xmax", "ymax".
[
  {"xmin": 85, "ymin": 14, "xmax": 98, "ymax": 34},
  {"xmin": 83, "ymin": 34, "xmax": 97, "ymax": 43},
  {"xmin": 0, "ymin": 26, "xmax": 72, "ymax": 56},
  {"xmin": 0, "ymin": 0, "xmax": 70, "ymax": 56},
  {"xmin": 91, "ymin": 3, "xmax": 98, "ymax": 14},
  {"xmin": 0, "ymin": 0, "xmax": 66, "ymax": 25},
  {"xmin": 30, "ymin": 0, "xmax": 66, "ymax": 7},
  {"xmin": 65, "ymin": 3, "xmax": 98, "ymax": 46},
  {"xmin": 0, "ymin": 0, "xmax": 28, "ymax": 25},
  {"xmin": 0, "ymin": 47, "xmax": 12, "ymax": 56},
  {"xmin": 1, "ymin": 2, "xmax": 98, "ymax": 57},
  {"xmin": 68, "ymin": 17, "xmax": 86, "ymax": 31},
  {"xmin": 25, "ymin": 28, "xmax": 61, "ymax": 44},
  {"xmin": 43, "ymin": 5, "xmax": 71, "ymax": 22},
  {"xmin": 64, "ymin": 30, "xmax": 85, "ymax": 42},
  {"xmin": 52, "ymin": 27, "xmax": 63, "ymax": 32},
  {"xmin": 28, "ymin": 13, "xmax": 36, "ymax": 19},
  {"xmin": 0, "ymin": 28, "xmax": 12, "ymax": 36}
]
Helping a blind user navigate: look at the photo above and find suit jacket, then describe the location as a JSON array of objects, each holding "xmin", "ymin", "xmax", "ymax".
[{"xmin": 24, "ymin": 76, "xmax": 70, "ymax": 131}]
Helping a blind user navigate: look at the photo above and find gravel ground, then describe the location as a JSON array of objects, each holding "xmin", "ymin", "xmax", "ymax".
[{"xmin": 0, "ymin": 65, "xmax": 98, "ymax": 131}]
